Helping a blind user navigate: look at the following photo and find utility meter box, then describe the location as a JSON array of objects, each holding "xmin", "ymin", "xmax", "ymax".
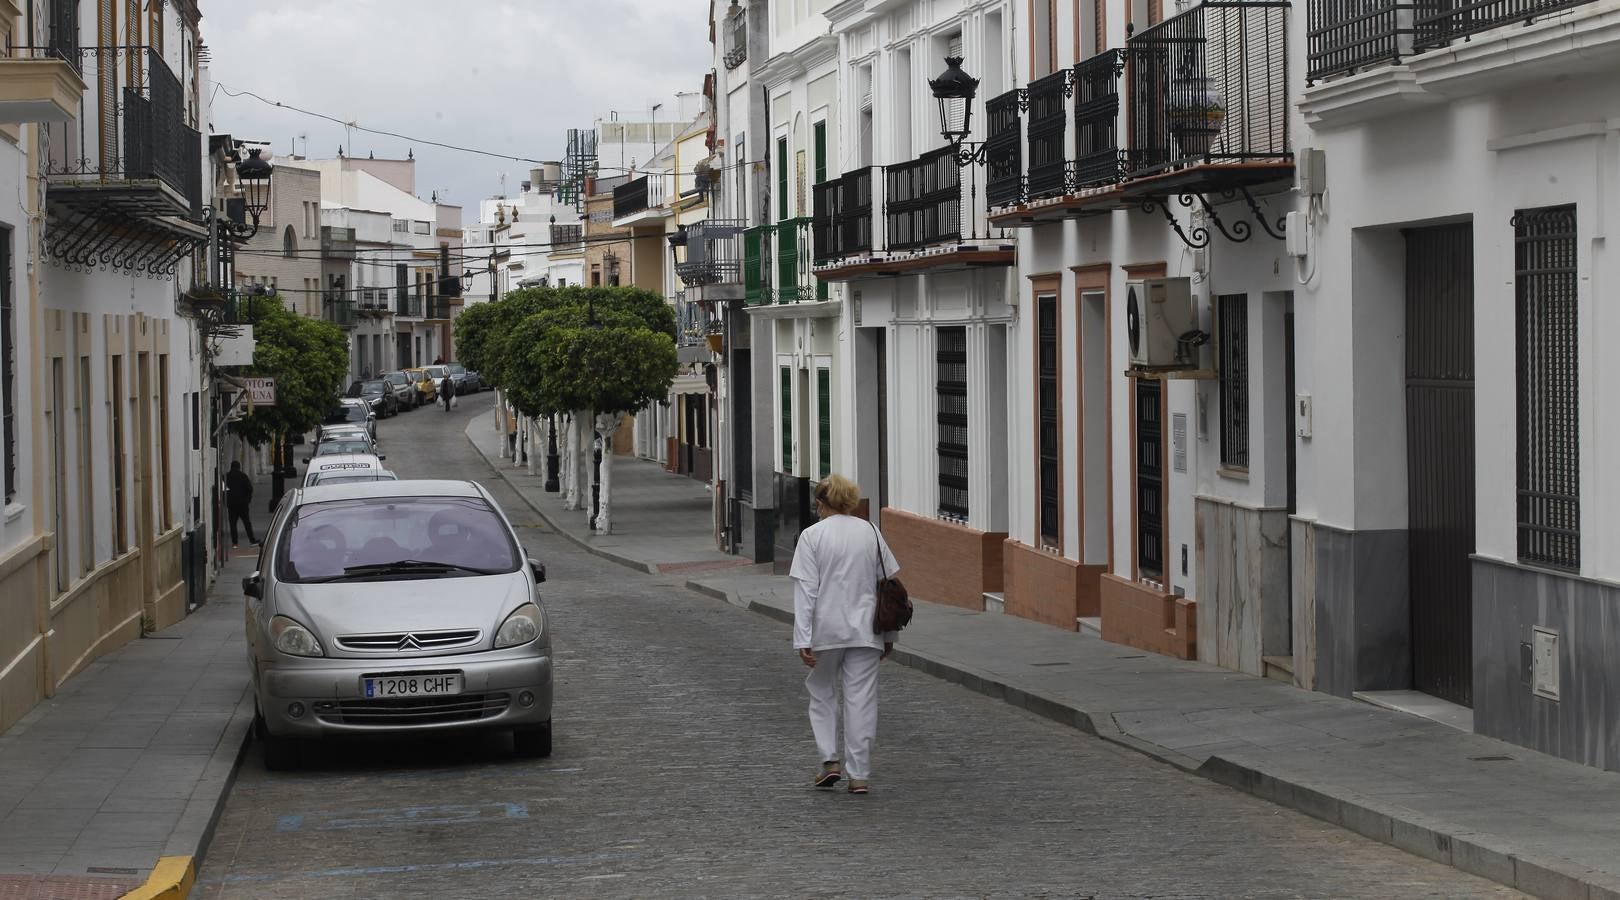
[{"xmin": 1125, "ymin": 277, "xmax": 1199, "ymax": 369}]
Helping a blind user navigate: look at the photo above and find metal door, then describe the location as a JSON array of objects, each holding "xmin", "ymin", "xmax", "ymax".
[
  {"xmin": 1403, "ymin": 223, "xmax": 1475, "ymax": 707},
  {"xmin": 1135, "ymin": 378, "xmax": 1164, "ymax": 580}
]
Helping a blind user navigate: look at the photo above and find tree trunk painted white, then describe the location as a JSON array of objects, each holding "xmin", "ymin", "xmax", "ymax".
[
  {"xmin": 496, "ymin": 395, "xmax": 508, "ymax": 459},
  {"xmin": 526, "ymin": 416, "xmax": 539, "ymax": 476},
  {"xmin": 562, "ymin": 414, "xmax": 580, "ymax": 510},
  {"xmin": 512, "ymin": 415, "xmax": 526, "ymax": 470},
  {"xmin": 595, "ymin": 412, "xmax": 616, "ymax": 534}
]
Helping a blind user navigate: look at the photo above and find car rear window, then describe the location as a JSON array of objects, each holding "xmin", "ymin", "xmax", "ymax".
[
  {"xmin": 384, "ymin": 373, "xmax": 407, "ymax": 385},
  {"xmin": 277, "ymin": 496, "xmax": 520, "ymax": 582},
  {"xmin": 315, "ymin": 441, "xmax": 373, "ymax": 456},
  {"xmin": 447, "ymin": 364, "xmax": 466, "ymax": 375},
  {"xmin": 312, "ymin": 473, "xmax": 395, "ymax": 486},
  {"xmin": 362, "ymin": 380, "xmax": 386, "ymax": 392}
]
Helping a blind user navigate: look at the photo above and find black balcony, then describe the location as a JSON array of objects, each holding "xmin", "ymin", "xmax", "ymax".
[
  {"xmin": 886, "ymin": 147, "xmax": 962, "ymax": 251},
  {"xmin": 724, "ymin": 10, "xmax": 748, "ymax": 69},
  {"xmin": 675, "ymin": 219, "xmax": 745, "ymax": 286},
  {"xmin": 1074, "ymin": 49, "xmax": 1126, "ymax": 188},
  {"xmin": 42, "ymin": 46, "xmax": 202, "ymax": 218},
  {"xmin": 1026, "ymin": 69, "xmax": 1072, "ymax": 201},
  {"xmin": 811, "ymin": 168, "xmax": 874, "ymax": 264},
  {"xmin": 323, "ymin": 295, "xmax": 356, "ymax": 329},
  {"xmin": 985, "ymin": 90, "xmax": 1024, "ymax": 208},
  {"xmin": 1416, "ymin": 0, "xmax": 1596, "ymax": 52},
  {"xmin": 396, "ymin": 290, "xmax": 422, "ymax": 318},
  {"xmin": 1125, "ymin": 2, "xmax": 1291, "ymax": 182},
  {"xmin": 612, "ymin": 175, "xmax": 651, "ymax": 220}
]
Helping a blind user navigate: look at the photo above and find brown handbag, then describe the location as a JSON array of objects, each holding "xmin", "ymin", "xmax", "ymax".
[{"xmin": 868, "ymin": 521, "xmax": 913, "ymax": 634}]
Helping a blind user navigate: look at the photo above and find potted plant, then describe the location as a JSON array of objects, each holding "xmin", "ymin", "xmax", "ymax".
[{"xmin": 1168, "ymin": 75, "xmax": 1225, "ymax": 159}]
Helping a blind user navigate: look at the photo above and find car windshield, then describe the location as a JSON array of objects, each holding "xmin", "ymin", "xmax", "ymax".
[
  {"xmin": 344, "ymin": 381, "xmax": 365, "ymax": 398},
  {"xmin": 361, "ymin": 380, "xmax": 386, "ymax": 395},
  {"xmin": 446, "ymin": 364, "xmax": 466, "ymax": 375},
  {"xmin": 384, "ymin": 373, "xmax": 407, "ymax": 386},
  {"xmin": 315, "ymin": 441, "xmax": 373, "ymax": 456},
  {"xmin": 277, "ymin": 496, "xmax": 520, "ymax": 582},
  {"xmin": 426, "ymin": 366, "xmax": 447, "ymax": 378}
]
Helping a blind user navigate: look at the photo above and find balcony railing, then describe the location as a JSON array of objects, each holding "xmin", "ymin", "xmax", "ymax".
[
  {"xmin": 1125, "ymin": 2, "xmax": 1291, "ymax": 177},
  {"xmin": 550, "ymin": 223, "xmax": 583, "ymax": 249},
  {"xmin": 612, "ymin": 175, "xmax": 666, "ymax": 220},
  {"xmin": 675, "ymin": 218, "xmax": 745, "ymax": 286},
  {"xmin": 985, "ymin": 90, "xmax": 1024, "ymax": 208},
  {"xmin": 1027, "ymin": 69, "xmax": 1072, "ymax": 201},
  {"xmin": 323, "ymin": 295, "xmax": 356, "ymax": 329},
  {"xmin": 886, "ymin": 147, "xmax": 963, "ymax": 251},
  {"xmin": 724, "ymin": 11, "xmax": 748, "ymax": 69},
  {"xmin": 775, "ymin": 218, "xmax": 818, "ymax": 303},
  {"xmin": 425, "ymin": 295, "xmax": 451, "ymax": 320},
  {"xmin": 396, "ymin": 290, "xmax": 422, "ymax": 318},
  {"xmin": 222, "ymin": 290, "xmax": 274, "ymax": 325},
  {"xmin": 1074, "ymin": 49, "xmax": 1126, "ymax": 188},
  {"xmin": 1414, "ymin": 0, "xmax": 1597, "ymax": 50},
  {"xmin": 358, "ymin": 290, "xmax": 392, "ymax": 315},
  {"xmin": 1308, "ymin": 0, "xmax": 1597, "ymax": 81},
  {"xmin": 40, "ymin": 46, "xmax": 202, "ymax": 217},
  {"xmin": 743, "ymin": 225, "xmax": 772, "ymax": 306},
  {"xmin": 811, "ymin": 168, "xmax": 874, "ymax": 264}
]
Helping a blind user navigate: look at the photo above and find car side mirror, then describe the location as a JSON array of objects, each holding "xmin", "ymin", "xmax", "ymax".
[
  {"xmin": 242, "ymin": 572, "xmax": 262, "ymax": 599},
  {"xmin": 377, "ymin": 454, "xmax": 386, "ymax": 461},
  {"xmin": 302, "ymin": 457, "xmax": 311, "ymax": 465},
  {"xmin": 528, "ymin": 558, "xmax": 546, "ymax": 584}
]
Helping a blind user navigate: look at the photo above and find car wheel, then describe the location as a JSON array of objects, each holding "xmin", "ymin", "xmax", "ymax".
[
  {"xmin": 262, "ymin": 731, "xmax": 300, "ymax": 771},
  {"xmin": 512, "ymin": 721, "xmax": 552, "ymax": 758},
  {"xmin": 252, "ymin": 702, "xmax": 268, "ymax": 741}
]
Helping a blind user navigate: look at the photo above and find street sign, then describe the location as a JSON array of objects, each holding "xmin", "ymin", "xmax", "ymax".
[{"xmin": 244, "ymin": 377, "xmax": 277, "ymax": 407}]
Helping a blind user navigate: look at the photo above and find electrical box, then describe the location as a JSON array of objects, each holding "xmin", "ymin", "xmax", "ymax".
[
  {"xmin": 1125, "ymin": 278, "xmax": 1199, "ymax": 369},
  {"xmin": 1295, "ymin": 147, "xmax": 1326, "ymax": 197},
  {"xmin": 1296, "ymin": 393, "xmax": 1312, "ymax": 439},
  {"xmin": 1532, "ymin": 626, "xmax": 1560, "ymax": 701},
  {"xmin": 1285, "ymin": 211, "xmax": 1309, "ymax": 259}
]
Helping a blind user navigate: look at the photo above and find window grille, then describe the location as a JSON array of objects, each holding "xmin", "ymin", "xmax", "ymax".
[
  {"xmin": 0, "ymin": 227, "xmax": 13, "ymax": 505},
  {"xmin": 817, "ymin": 368, "xmax": 831, "ymax": 480},
  {"xmin": 1218, "ymin": 293, "xmax": 1249, "ymax": 469},
  {"xmin": 780, "ymin": 367, "xmax": 793, "ymax": 472},
  {"xmin": 1136, "ymin": 379, "xmax": 1164, "ymax": 580},
  {"xmin": 1037, "ymin": 296, "xmax": 1059, "ymax": 548},
  {"xmin": 936, "ymin": 327, "xmax": 969, "ymax": 520},
  {"xmin": 1514, "ymin": 205, "xmax": 1580, "ymax": 571}
]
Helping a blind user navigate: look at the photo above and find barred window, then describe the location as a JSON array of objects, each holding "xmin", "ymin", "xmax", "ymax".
[
  {"xmin": 817, "ymin": 368, "xmax": 831, "ymax": 480},
  {"xmin": 1, "ymin": 226, "xmax": 13, "ymax": 505},
  {"xmin": 1514, "ymin": 206, "xmax": 1579, "ymax": 570},
  {"xmin": 1037, "ymin": 296, "xmax": 1060, "ymax": 548},
  {"xmin": 780, "ymin": 366, "xmax": 793, "ymax": 472},
  {"xmin": 937, "ymin": 327, "xmax": 969, "ymax": 520},
  {"xmin": 1218, "ymin": 293, "xmax": 1249, "ymax": 469}
]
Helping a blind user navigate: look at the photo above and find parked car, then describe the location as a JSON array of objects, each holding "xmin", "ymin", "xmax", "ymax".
[
  {"xmin": 302, "ymin": 454, "xmax": 395, "ymax": 488},
  {"xmin": 402, "ymin": 368, "xmax": 438, "ymax": 405},
  {"xmin": 380, "ymin": 371, "xmax": 419, "ymax": 411},
  {"xmin": 322, "ymin": 398, "xmax": 377, "ymax": 442},
  {"xmin": 345, "ymin": 379, "xmax": 399, "ymax": 418},
  {"xmin": 307, "ymin": 435, "xmax": 379, "ymax": 462},
  {"xmin": 424, "ymin": 365, "xmax": 451, "ymax": 394},
  {"xmin": 242, "ymin": 480, "xmax": 553, "ymax": 769},
  {"xmin": 446, "ymin": 362, "xmax": 482, "ymax": 393}
]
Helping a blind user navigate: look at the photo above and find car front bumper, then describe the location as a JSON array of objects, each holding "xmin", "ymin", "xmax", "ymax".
[{"xmin": 256, "ymin": 649, "xmax": 552, "ymax": 738}]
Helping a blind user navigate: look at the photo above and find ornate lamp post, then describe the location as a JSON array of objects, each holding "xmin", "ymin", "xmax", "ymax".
[
  {"xmin": 232, "ymin": 147, "xmax": 274, "ymax": 239},
  {"xmin": 929, "ymin": 57, "xmax": 986, "ymax": 167}
]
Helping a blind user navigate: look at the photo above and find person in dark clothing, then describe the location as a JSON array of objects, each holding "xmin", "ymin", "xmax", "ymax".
[
  {"xmin": 226, "ymin": 461, "xmax": 258, "ymax": 548},
  {"xmin": 440, "ymin": 374, "xmax": 456, "ymax": 412}
]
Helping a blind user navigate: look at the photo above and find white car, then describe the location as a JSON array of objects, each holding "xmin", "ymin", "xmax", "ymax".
[{"xmin": 303, "ymin": 454, "xmax": 396, "ymax": 488}]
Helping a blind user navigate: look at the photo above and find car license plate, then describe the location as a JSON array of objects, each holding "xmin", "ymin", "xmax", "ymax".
[{"xmin": 362, "ymin": 673, "xmax": 463, "ymax": 698}]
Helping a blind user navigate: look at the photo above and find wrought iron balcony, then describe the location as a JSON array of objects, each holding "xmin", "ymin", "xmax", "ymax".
[
  {"xmin": 612, "ymin": 175, "xmax": 667, "ymax": 222},
  {"xmin": 985, "ymin": 90, "xmax": 1024, "ymax": 209},
  {"xmin": 775, "ymin": 218, "xmax": 819, "ymax": 303},
  {"xmin": 811, "ymin": 168, "xmax": 874, "ymax": 264},
  {"xmin": 886, "ymin": 147, "xmax": 963, "ymax": 251},
  {"xmin": 549, "ymin": 222, "xmax": 583, "ymax": 249},
  {"xmin": 1307, "ymin": 0, "xmax": 1598, "ymax": 81},
  {"xmin": 675, "ymin": 218, "xmax": 745, "ymax": 287},
  {"xmin": 396, "ymin": 290, "xmax": 422, "ymax": 318},
  {"xmin": 358, "ymin": 290, "xmax": 392, "ymax": 316},
  {"xmin": 742, "ymin": 225, "xmax": 772, "ymax": 306},
  {"xmin": 323, "ymin": 294, "xmax": 356, "ymax": 329},
  {"xmin": 1026, "ymin": 69, "xmax": 1072, "ymax": 201},
  {"xmin": 723, "ymin": 10, "xmax": 748, "ymax": 70},
  {"xmin": 222, "ymin": 290, "xmax": 275, "ymax": 325},
  {"xmin": 1074, "ymin": 49, "xmax": 1126, "ymax": 188},
  {"xmin": 676, "ymin": 292, "xmax": 722, "ymax": 348},
  {"xmin": 1125, "ymin": 2, "xmax": 1291, "ymax": 180},
  {"xmin": 41, "ymin": 46, "xmax": 202, "ymax": 218}
]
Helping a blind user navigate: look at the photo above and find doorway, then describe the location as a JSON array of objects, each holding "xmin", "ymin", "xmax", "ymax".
[{"xmin": 1403, "ymin": 223, "xmax": 1475, "ymax": 707}]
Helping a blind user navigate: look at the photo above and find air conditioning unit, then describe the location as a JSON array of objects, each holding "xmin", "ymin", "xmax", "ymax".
[{"xmin": 1125, "ymin": 277, "xmax": 1201, "ymax": 369}]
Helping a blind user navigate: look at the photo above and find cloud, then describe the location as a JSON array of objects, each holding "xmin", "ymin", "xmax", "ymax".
[{"xmin": 203, "ymin": 0, "xmax": 712, "ymax": 221}]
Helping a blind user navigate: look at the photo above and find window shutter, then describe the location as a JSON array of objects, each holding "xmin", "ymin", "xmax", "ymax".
[
  {"xmin": 817, "ymin": 368, "xmax": 831, "ymax": 479},
  {"xmin": 780, "ymin": 367, "xmax": 793, "ymax": 471}
]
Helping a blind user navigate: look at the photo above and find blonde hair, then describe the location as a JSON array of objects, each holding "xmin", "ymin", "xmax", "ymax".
[{"xmin": 814, "ymin": 474, "xmax": 861, "ymax": 515}]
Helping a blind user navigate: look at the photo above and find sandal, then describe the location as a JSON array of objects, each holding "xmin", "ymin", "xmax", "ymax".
[
  {"xmin": 847, "ymin": 779, "xmax": 869, "ymax": 794},
  {"xmin": 814, "ymin": 762, "xmax": 842, "ymax": 789}
]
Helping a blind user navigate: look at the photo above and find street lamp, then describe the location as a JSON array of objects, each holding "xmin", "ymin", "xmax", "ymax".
[
  {"xmin": 235, "ymin": 147, "xmax": 274, "ymax": 238},
  {"xmin": 929, "ymin": 57, "xmax": 985, "ymax": 167}
]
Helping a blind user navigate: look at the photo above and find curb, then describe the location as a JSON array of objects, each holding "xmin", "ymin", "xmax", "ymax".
[
  {"xmin": 470, "ymin": 418, "xmax": 1616, "ymax": 900},
  {"xmin": 122, "ymin": 857, "xmax": 194, "ymax": 900}
]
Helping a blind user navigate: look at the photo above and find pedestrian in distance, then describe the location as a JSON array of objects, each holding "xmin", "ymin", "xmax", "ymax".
[
  {"xmin": 440, "ymin": 374, "xmax": 457, "ymax": 412},
  {"xmin": 789, "ymin": 473, "xmax": 899, "ymax": 795},
  {"xmin": 225, "ymin": 460, "xmax": 259, "ymax": 549}
]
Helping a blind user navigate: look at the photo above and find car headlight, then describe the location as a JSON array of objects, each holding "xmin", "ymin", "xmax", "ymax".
[
  {"xmin": 271, "ymin": 615, "xmax": 324, "ymax": 657},
  {"xmin": 494, "ymin": 603, "xmax": 544, "ymax": 649}
]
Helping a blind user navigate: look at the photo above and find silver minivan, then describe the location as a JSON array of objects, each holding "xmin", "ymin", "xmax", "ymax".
[{"xmin": 243, "ymin": 480, "xmax": 553, "ymax": 769}]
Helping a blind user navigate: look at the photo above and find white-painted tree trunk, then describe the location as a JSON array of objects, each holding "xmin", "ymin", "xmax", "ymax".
[
  {"xmin": 527, "ymin": 416, "xmax": 539, "ymax": 476},
  {"xmin": 578, "ymin": 410, "xmax": 595, "ymax": 522},
  {"xmin": 561, "ymin": 414, "xmax": 577, "ymax": 509},
  {"xmin": 594, "ymin": 412, "xmax": 616, "ymax": 534},
  {"xmin": 496, "ymin": 395, "xmax": 509, "ymax": 459}
]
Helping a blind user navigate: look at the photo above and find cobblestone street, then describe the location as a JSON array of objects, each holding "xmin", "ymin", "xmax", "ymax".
[{"xmin": 195, "ymin": 395, "xmax": 1520, "ymax": 898}]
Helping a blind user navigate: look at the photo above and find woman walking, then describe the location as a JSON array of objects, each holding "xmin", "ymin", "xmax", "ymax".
[{"xmin": 789, "ymin": 474, "xmax": 900, "ymax": 795}]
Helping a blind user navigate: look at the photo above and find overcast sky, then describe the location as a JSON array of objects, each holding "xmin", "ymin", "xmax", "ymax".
[{"xmin": 201, "ymin": 1, "xmax": 712, "ymax": 224}]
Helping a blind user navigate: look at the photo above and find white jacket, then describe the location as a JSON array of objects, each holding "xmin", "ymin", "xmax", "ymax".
[{"xmin": 789, "ymin": 514, "xmax": 900, "ymax": 651}]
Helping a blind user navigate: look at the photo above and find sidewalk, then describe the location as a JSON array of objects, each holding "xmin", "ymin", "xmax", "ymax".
[
  {"xmin": 0, "ymin": 532, "xmax": 258, "ymax": 898},
  {"xmin": 468, "ymin": 418, "xmax": 1620, "ymax": 900}
]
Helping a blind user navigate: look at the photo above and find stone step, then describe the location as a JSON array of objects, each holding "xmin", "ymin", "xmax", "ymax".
[
  {"xmin": 1262, "ymin": 655, "xmax": 1295, "ymax": 684},
  {"xmin": 982, "ymin": 592, "xmax": 1004, "ymax": 614},
  {"xmin": 1078, "ymin": 616, "xmax": 1102, "ymax": 637}
]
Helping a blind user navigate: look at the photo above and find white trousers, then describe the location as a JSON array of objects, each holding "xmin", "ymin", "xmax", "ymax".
[{"xmin": 805, "ymin": 646, "xmax": 882, "ymax": 780}]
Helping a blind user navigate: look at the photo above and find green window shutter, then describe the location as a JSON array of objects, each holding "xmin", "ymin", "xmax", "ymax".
[
  {"xmin": 743, "ymin": 227, "xmax": 764, "ymax": 305},
  {"xmin": 817, "ymin": 368, "xmax": 831, "ymax": 479},
  {"xmin": 813, "ymin": 121, "xmax": 827, "ymax": 184},
  {"xmin": 777, "ymin": 138, "xmax": 788, "ymax": 222},
  {"xmin": 780, "ymin": 367, "xmax": 793, "ymax": 471},
  {"xmin": 776, "ymin": 221, "xmax": 798, "ymax": 303}
]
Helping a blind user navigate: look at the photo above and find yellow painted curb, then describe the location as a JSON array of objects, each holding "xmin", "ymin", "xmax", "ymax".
[{"xmin": 121, "ymin": 856, "xmax": 195, "ymax": 900}]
